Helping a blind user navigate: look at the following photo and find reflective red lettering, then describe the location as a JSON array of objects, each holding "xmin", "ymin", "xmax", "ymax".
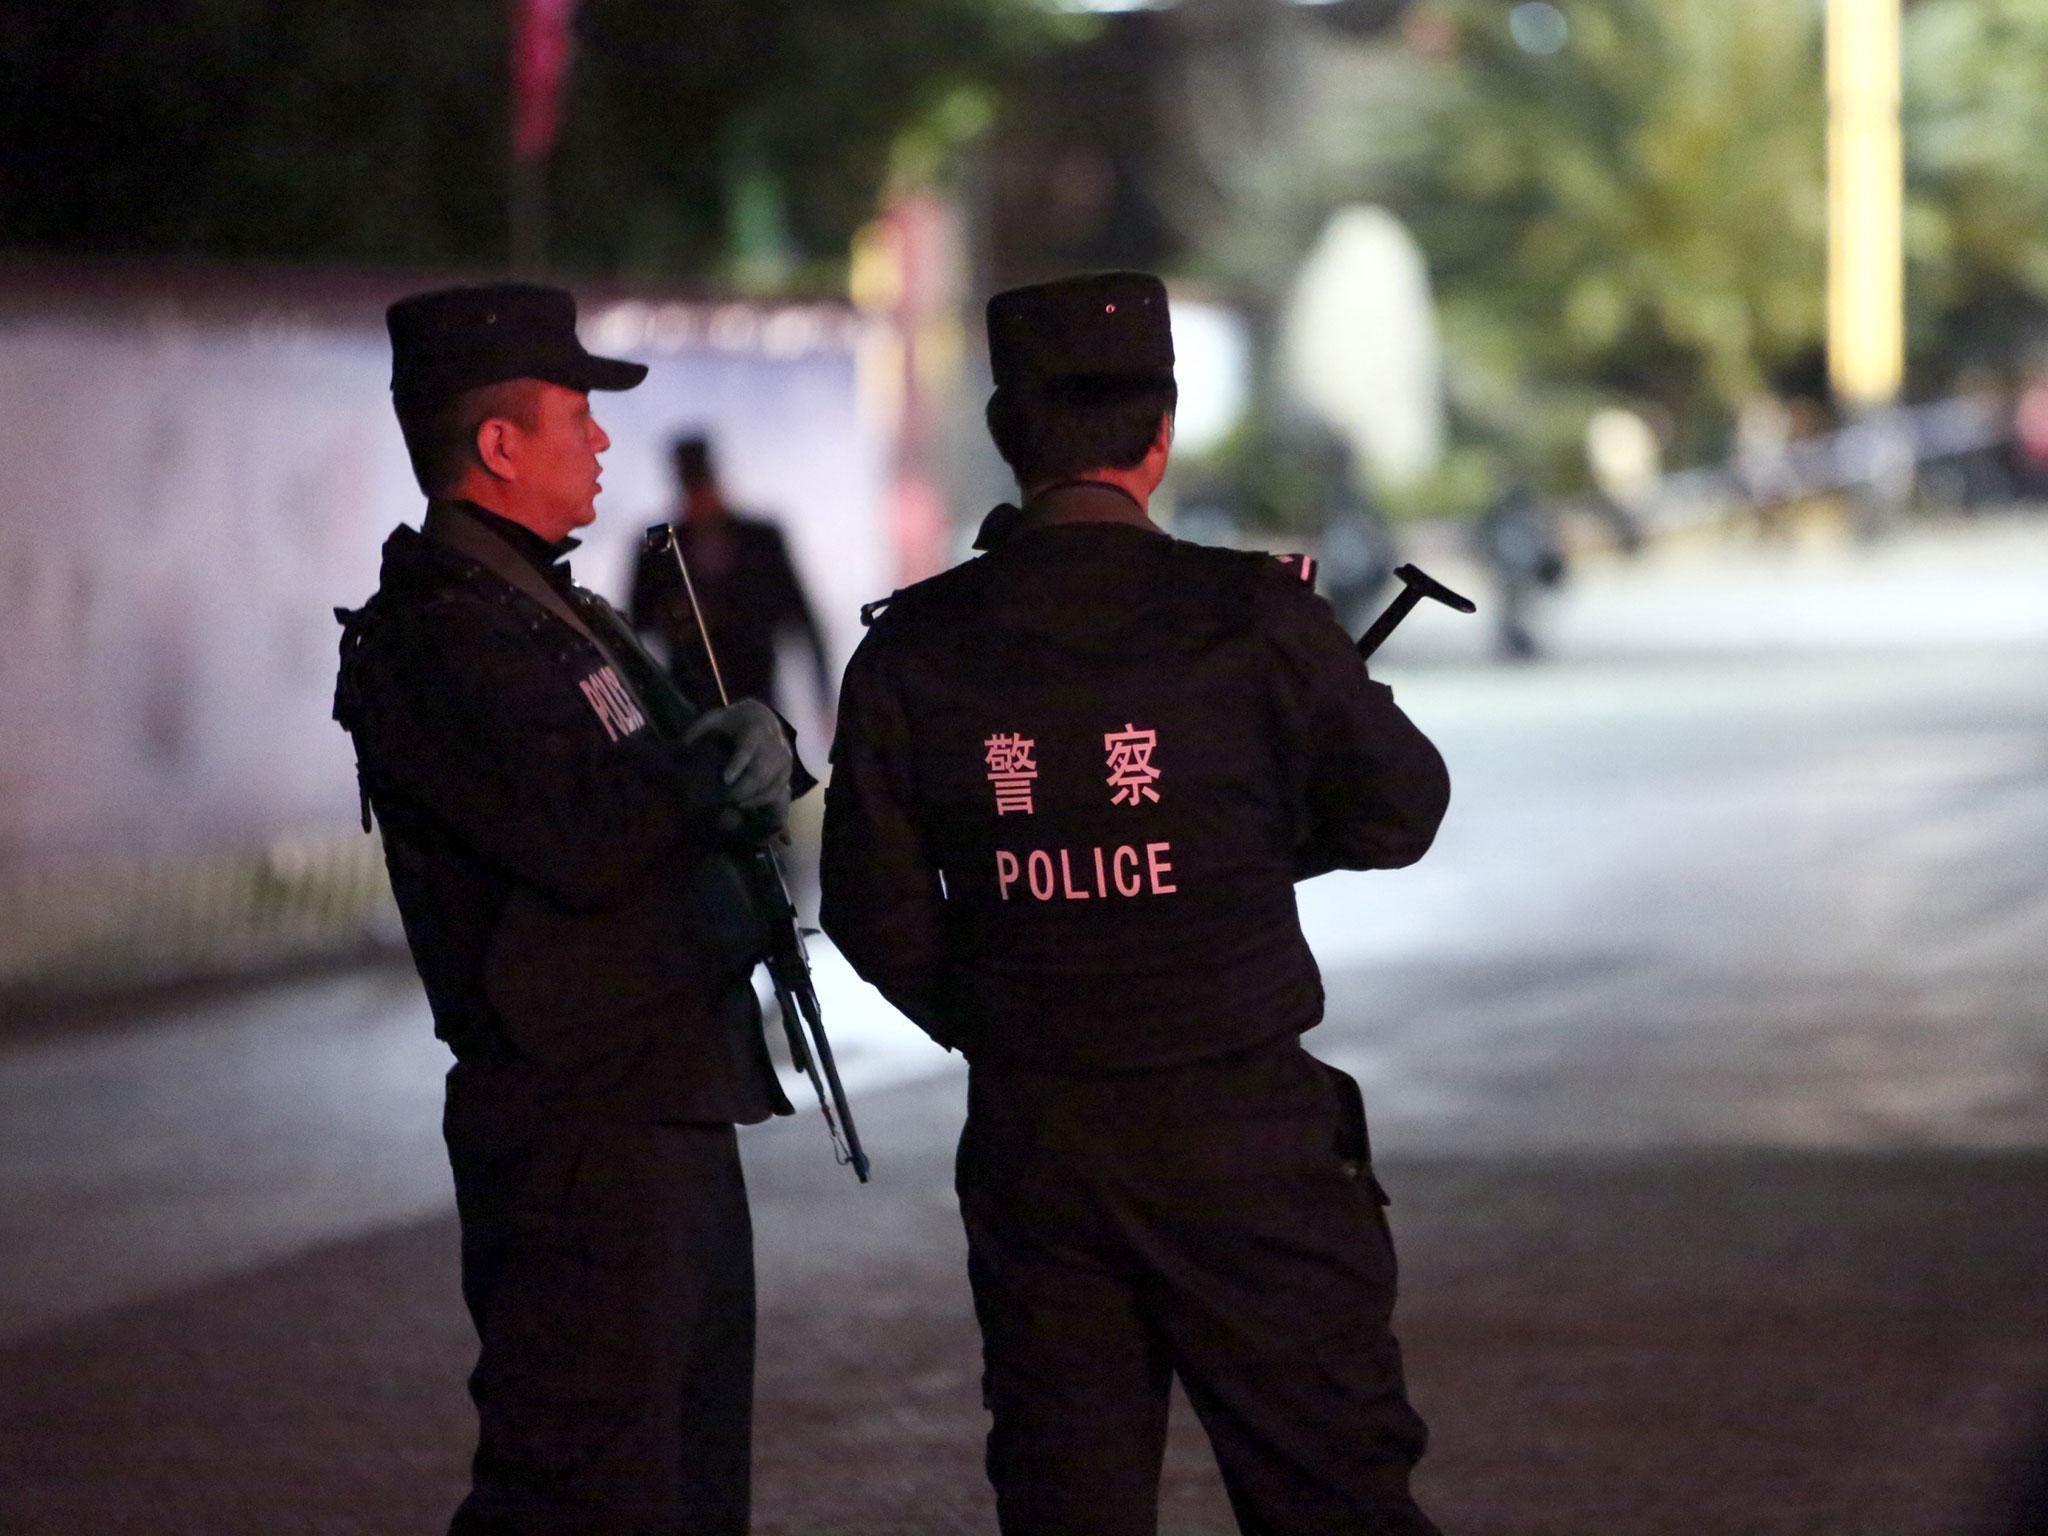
[
  {"xmin": 579, "ymin": 676, "xmax": 620, "ymax": 741},
  {"xmin": 1147, "ymin": 842, "xmax": 1176, "ymax": 894},
  {"xmin": 603, "ymin": 671, "xmax": 645, "ymax": 732},
  {"xmin": 997, "ymin": 843, "xmax": 1179, "ymax": 903},
  {"xmin": 1112, "ymin": 845, "xmax": 1141, "ymax": 898},
  {"xmin": 1059, "ymin": 849, "xmax": 1090, "ymax": 900}
]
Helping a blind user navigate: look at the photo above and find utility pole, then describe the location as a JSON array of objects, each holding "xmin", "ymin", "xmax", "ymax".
[
  {"xmin": 1826, "ymin": 0, "xmax": 1904, "ymax": 409},
  {"xmin": 508, "ymin": 0, "xmax": 576, "ymax": 274}
]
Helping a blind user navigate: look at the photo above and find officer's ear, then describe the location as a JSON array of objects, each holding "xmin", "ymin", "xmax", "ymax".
[
  {"xmin": 473, "ymin": 415, "xmax": 523, "ymax": 482},
  {"xmin": 1143, "ymin": 411, "xmax": 1174, "ymax": 478}
]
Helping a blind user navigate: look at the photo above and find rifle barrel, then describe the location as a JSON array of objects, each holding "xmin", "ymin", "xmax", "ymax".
[{"xmin": 800, "ymin": 986, "xmax": 871, "ymax": 1183}]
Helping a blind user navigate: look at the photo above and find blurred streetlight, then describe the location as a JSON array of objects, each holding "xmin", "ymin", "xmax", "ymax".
[
  {"xmin": 1827, "ymin": 0, "xmax": 1904, "ymax": 408},
  {"xmin": 1508, "ymin": 3, "xmax": 1570, "ymax": 56}
]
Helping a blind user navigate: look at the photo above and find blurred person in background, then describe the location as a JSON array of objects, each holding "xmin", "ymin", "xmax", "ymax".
[
  {"xmin": 1471, "ymin": 481, "xmax": 1566, "ymax": 661},
  {"xmin": 2010, "ymin": 371, "xmax": 2048, "ymax": 500},
  {"xmin": 332, "ymin": 285, "xmax": 809, "ymax": 1536},
  {"xmin": 630, "ymin": 432, "xmax": 832, "ymax": 722},
  {"xmin": 1272, "ymin": 424, "xmax": 1400, "ymax": 638},
  {"xmin": 1733, "ymin": 394, "xmax": 1801, "ymax": 540},
  {"xmin": 821, "ymin": 272, "xmax": 1449, "ymax": 1536}
]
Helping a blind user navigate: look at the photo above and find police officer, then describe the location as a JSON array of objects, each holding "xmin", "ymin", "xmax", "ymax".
[
  {"xmin": 820, "ymin": 272, "xmax": 1450, "ymax": 1536},
  {"xmin": 629, "ymin": 433, "xmax": 832, "ymax": 719},
  {"xmin": 1472, "ymin": 481, "xmax": 1565, "ymax": 661},
  {"xmin": 333, "ymin": 284, "xmax": 811, "ymax": 1535}
]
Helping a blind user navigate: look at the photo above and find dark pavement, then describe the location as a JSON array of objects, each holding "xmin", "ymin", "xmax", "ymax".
[
  {"xmin": 5, "ymin": 527, "xmax": 2048, "ymax": 1534},
  {"xmin": 5, "ymin": 1086, "xmax": 2045, "ymax": 1535}
]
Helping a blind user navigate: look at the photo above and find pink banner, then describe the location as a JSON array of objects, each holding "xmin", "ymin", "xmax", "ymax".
[{"xmin": 511, "ymin": 0, "xmax": 578, "ymax": 162}]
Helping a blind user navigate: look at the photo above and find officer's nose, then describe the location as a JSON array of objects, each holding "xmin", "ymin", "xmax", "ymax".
[{"xmin": 591, "ymin": 417, "xmax": 612, "ymax": 454}]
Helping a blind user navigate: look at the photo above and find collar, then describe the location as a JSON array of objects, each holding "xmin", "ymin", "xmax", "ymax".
[
  {"xmin": 972, "ymin": 480, "xmax": 1162, "ymax": 551},
  {"xmin": 430, "ymin": 499, "xmax": 580, "ymax": 577}
]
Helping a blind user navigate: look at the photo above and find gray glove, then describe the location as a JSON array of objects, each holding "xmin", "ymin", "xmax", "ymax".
[{"xmin": 683, "ymin": 699, "xmax": 794, "ymax": 835}]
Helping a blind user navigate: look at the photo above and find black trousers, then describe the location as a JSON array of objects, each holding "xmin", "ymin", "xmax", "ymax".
[
  {"xmin": 956, "ymin": 1040, "xmax": 1438, "ymax": 1536},
  {"xmin": 444, "ymin": 1119, "xmax": 755, "ymax": 1536}
]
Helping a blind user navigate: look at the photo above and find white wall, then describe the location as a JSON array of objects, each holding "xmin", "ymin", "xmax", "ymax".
[{"xmin": 0, "ymin": 282, "xmax": 890, "ymax": 867}]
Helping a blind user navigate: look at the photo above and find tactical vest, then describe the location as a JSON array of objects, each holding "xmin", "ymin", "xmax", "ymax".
[
  {"xmin": 332, "ymin": 522, "xmax": 783, "ymax": 1120},
  {"xmin": 880, "ymin": 528, "xmax": 1326, "ymax": 1072}
]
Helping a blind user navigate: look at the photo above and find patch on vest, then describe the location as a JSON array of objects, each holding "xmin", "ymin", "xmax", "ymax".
[
  {"xmin": 981, "ymin": 721, "xmax": 1178, "ymax": 902},
  {"xmin": 982, "ymin": 722, "xmax": 1169, "ymax": 816},
  {"xmin": 578, "ymin": 664, "xmax": 647, "ymax": 742},
  {"xmin": 997, "ymin": 843, "xmax": 1177, "ymax": 903},
  {"xmin": 1273, "ymin": 552, "xmax": 1317, "ymax": 588}
]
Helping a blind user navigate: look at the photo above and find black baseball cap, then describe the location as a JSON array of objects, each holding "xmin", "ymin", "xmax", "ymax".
[
  {"xmin": 386, "ymin": 283, "xmax": 647, "ymax": 402},
  {"xmin": 986, "ymin": 271, "xmax": 1174, "ymax": 392}
]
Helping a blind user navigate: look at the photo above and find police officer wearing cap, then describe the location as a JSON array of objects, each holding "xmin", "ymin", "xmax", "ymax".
[
  {"xmin": 820, "ymin": 272, "xmax": 1449, "ymax": 1535},
  {"xmin": 333, "ymin": 284, "xmax": 811, "ymax": 1535}
]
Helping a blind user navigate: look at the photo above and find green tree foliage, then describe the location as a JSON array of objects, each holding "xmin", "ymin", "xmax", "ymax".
[
  {"xmin": 1903, "ymin": 0, "xmax": 2048, "ymax": 362},
  {"xmin": 1369, "ymin": 0, "xmax": 1828, "ymax": 473},
  {"xmin": 0, "ymin": 0, "xmax": 1078, "ymax": 285},
  {"xmin": 1356, "ymin": 0, "xmax": 2048, "ymax": 481}
]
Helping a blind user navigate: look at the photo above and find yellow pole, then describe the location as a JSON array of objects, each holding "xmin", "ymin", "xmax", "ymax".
[{"xmin": 1827, "ymin": 0, "xmax": 1904, "ymax": 408}]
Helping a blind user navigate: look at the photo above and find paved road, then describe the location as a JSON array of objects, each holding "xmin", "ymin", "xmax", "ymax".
[{"xmin": 4, "ymin": 525, "xmax": 2047, "ymax": 1534}]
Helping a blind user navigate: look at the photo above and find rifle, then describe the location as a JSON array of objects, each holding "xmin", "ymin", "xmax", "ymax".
[{"xmin": 641, "ymin": 523, "xmax": 871, "ymax": 1184}]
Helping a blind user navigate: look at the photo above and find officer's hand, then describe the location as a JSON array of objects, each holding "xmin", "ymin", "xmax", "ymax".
[
  {"xmin": 684, "ymin": 700, "xmax": 794, "ymax": 818},
  {"xmin": 717, "ymin": 786, "xmax": 793, "ymax": 845}
]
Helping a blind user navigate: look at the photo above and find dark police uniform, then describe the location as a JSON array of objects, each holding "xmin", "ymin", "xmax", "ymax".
[
  {"xmin": 332, "ymin": 285, "xmax": 809, "ymax": 1536},
  {"xmin": 820, "ymin": 274, "xmax": 1450, "ymax": 1536}
]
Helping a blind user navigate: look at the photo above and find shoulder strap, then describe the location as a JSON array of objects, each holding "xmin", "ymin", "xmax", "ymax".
[
  {"xmin": 576, "ymin": 591, "xmax": 704, "ymax": 735},
  {"xmin": 423, "ymin": 501, "xmax": 676, "ymax": 730},
  {"xmin": 423, "ymin": 502, "xmax": 607, "ymax": 654},
  {"xmin": 1272, "ymin": 551, "xmax": 1318, "ymax": 588}
]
